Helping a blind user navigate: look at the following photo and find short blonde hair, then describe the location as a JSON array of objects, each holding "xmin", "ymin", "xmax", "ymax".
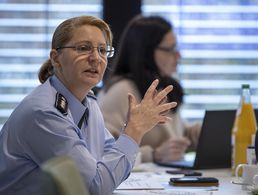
[{"xmin": 38, "ymin": 16, "xmax": 112, "ymax": 83}]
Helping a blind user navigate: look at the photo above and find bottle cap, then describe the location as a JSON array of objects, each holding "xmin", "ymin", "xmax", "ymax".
[{"xmin": 242, "ymin": 84, "xmax": 250, "ymax": 89}]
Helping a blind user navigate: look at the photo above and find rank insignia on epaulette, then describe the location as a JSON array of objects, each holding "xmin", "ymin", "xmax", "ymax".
[{"xmin": 55, "ymin": 93, "xmax": 68, "ymax": 115}]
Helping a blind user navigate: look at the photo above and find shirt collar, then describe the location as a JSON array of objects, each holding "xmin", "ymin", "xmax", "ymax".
[{"xmin": 50, "ymin": 75, "xmax": 88, "ymax": 126}]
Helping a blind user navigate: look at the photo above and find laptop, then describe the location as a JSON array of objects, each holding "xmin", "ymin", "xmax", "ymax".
[{"xmin": 155, "ymin": 110, "xmax": 236, "ymax": 169}]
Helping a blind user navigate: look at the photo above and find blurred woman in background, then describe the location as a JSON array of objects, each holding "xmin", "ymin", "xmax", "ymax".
[{"xmin": 98, "ymin": 15, "xmax": 201, "ymax": 163}]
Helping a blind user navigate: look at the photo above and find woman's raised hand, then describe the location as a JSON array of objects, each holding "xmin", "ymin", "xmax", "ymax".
[{"xmin": 124, "ymin": 79, "xmax": 177, "ymax": 144}]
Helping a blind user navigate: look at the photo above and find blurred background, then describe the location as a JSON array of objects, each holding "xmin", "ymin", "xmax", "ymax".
[{"xmin": 1, "ymin": 0, "xmax": 258, "ymax": 128}]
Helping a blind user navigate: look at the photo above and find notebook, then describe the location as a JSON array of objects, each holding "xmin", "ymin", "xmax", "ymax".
[{"xmin": 155, "ymin": 110, "xmax": 237, "ymax": 169}]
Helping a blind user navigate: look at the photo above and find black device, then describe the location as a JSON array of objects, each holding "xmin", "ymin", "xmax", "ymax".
[
  {"xmin": 166, "ymin": 170, "xmax": 202, "ymax": 176},
  {"xmin": 169, "ymin": 177, "xmax": 219, "ymax": 187},
  {"xmin": 156, "ymin": 110, "xmax": 236, "ymax": 169}
]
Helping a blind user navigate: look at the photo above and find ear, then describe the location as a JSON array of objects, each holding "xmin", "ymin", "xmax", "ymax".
[{"xmin": 50, "ymin": 49, "xmax": 61, "ymax": 69}]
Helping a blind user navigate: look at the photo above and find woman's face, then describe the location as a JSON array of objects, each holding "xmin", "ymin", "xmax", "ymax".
[
  {"xmin": 154, "ymin": 30, "xmax": 180, "ymax": 76},
  {"xmin": 51, "ymin": 25, "xmax": 108, "ymax": 100}
]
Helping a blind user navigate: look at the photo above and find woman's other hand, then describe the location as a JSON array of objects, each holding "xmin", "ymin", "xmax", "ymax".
[{"xmin": 153, "ymin": 137, "xmax": 191, "ymax": 162}]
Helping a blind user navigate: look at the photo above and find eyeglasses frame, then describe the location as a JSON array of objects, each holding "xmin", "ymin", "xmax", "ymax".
[
  {"xmin": 56, "ymin": 44, "xmax": 115, "ymax": 58},
  {"xmin": 156, "ymin": 45, "xmax": 178, "ymax": 54}
]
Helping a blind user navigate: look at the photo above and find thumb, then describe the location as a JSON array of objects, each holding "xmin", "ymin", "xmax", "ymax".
[{"xmin": 128, "ymin": 93, "xmax": 137, "ymax": 112}]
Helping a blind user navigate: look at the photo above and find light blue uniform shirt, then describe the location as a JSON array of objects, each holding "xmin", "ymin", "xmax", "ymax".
[{"xmin": 0, "ymin": 75, "xmax": 139, "ymax": 195}]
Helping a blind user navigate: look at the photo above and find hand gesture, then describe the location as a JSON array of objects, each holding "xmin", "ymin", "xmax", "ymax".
[{"xmin": 124, "ymin": 79, "xmax": 177, "ymax": 144}]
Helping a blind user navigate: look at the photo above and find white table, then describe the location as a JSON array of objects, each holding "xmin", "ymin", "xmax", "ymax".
[
  {"xmin": 200, "ymin": 168, "xmax": 247, "ymax": 195},
  {"xmin": 113, "ymin": 163, "xmax": 249, "ymax": 195}
]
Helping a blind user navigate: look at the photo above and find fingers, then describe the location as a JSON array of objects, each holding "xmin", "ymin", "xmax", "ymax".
[
  {"xmin": 158, "ymin": 102, "xmax": 177, "ymax": 114},
  {"xmin": 143, "ymin": 79, "xmax": 159, "ymax": 99},
  {"xmin": 170, "ymin": 137, "xmax": 191, "ymax": 147},
  {"xmin": 143, "ymin": 79, "xmax": 173, "ymax": 106},
  {"xmin": 160, "ymin": 109, "xmax": 170, "ymax": 116},
  {"xmin": 128, "ymin": 93, "xmax": 137, "ymax": 112},
  {"xmin": 160, "ymin": 96, "xmax": 167, "ymax": 105},
  {"xmin": 158, "ymin": 116, "xmax": 172, "ymax": 124},
  {"xmin": 153, "ymin": 89, "xmax": 158, "ymax": 99},
  {"xmin": 154, "ymin": 85, "xmax": 173, "ymax": 104}
]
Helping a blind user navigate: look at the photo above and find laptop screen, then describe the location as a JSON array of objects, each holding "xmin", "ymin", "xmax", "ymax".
[
  {"xmin": 193, "ymin": 110, "xmax": 236, "ymax": 169},
  {"xmin": 156, "ymin": 110, "xmax": 236, "ymax": 169}
]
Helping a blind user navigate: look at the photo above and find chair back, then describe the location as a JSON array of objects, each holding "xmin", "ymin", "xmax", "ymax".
[{"xmin": 41, "ymin": 156, "xmax": 90, "ymax": 195}]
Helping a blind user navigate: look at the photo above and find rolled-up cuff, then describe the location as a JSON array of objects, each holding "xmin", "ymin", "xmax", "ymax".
[{"xmin": 116, "ymin": 134, "xmax": 139, "ymax": 163}]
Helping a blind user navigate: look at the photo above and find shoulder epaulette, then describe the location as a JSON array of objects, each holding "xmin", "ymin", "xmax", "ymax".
[
  {"xmin": 55, "ymin": 92, "xmax": 68, "ymax": 115},
  {"xmin": 87, "ymin": 90, "xmax": 97, "ymax": 100}
]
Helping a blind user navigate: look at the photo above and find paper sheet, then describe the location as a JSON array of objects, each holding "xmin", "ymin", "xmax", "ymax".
[
  {"xmin": 116, "ymin": 172, "xmax": 164, "ymax": 190},
  {"xmin": 113, "ymin": 189, "xmax": 212, "ymax": 195}
]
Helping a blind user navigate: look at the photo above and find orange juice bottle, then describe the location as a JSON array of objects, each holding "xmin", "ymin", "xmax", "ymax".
[{"xmin": 232, "ymin": 84, "xmax": 257, "ymax": 175}]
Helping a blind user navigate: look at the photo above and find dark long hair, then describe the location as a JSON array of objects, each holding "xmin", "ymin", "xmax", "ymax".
[{"xmin": 104, "ymin": 15, "xmax": 183, "ymax": 111}]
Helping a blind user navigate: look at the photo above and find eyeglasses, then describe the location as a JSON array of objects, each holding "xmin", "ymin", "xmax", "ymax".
[
  {"xmin": 156, "ymin": 45, "xmax": 178, "ymax": 54},
  {"xmin": 56, "ymin": 42, "xmax": 115, "ymax": 58}
]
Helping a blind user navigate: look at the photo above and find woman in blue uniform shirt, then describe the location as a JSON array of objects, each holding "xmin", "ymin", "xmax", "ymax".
[{"xmin": 0, "ymin": 16, "xmax": 177, "ymax": 195}]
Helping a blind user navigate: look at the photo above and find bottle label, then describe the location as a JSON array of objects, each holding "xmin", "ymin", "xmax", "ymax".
[
  {"xmin": 232, "ymin": 135, "xmax": 235, "ymax": 146},
  {"xmin": 232, "ymin": 135, "xmax": 236, "ymax": 170},
  {"xmin": 252, "ymin": 134, "xmax": 256, "ymax": 146},
  {"xmin": 247, "ymin": 146, "xmax": 257, "ymax": 165}
]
